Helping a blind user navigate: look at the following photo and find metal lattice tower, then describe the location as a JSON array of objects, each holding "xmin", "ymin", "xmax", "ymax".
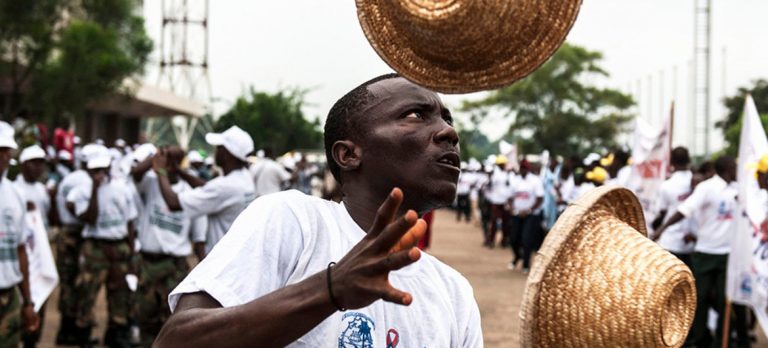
[
  {"xmin": 693, "ymin": 0, "xmax": 712, "ymax": 157},
  {"xmin": 150, "ymin": 0, "xmax": 213, "ymax": 148}
]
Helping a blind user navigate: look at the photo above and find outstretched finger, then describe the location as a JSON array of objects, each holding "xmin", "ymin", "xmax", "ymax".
[
  {"xmin": 392, "ymin": 219, "xmax": 427, "ymax": 253},
  {"xmin": 372, "ymin": 247, "xmax": 421, "ymax": 273},
  {"xmin": 373, "ymin": 210, "xmax": 418, "ymax": 252},
  {"xmin": 380, "ymin": 285, "xmax": 413, "ymax": 306},
  {"xmin": 368, "ymin": 188, "xmax": 403, "ymax": 238}
]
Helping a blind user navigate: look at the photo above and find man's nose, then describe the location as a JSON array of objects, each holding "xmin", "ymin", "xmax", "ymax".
[{"xmin": 434, "ymin": 123, "xmax": 459, "ymax": 147}]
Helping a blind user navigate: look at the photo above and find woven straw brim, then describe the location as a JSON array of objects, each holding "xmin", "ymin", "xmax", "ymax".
[
  {"xmin": 520, "ymin": 185, "xmax": 696, "ymax": 347},
  {"xmin": 356, "ymin": 0, "xmax": 583, "ymax": 94}
]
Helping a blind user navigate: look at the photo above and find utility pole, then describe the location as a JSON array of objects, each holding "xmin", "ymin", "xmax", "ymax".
[{"xmin": 693, "ymin": 0, "xmax": 712, "ymax": 157}]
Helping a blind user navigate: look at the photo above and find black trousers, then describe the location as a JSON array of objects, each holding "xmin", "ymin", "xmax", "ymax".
[
  {"xmin": 510, "ymin": 213, "xmax": 542, "ymax": 269},
  {"xmin": 456, "ymin": 194, "xmax": 471, "ymax": 222}
]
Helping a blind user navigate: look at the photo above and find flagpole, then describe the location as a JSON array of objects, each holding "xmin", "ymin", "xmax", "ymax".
[{"xmin": 721, "ymin": 298, "xmax": 731, "ymax": 348}]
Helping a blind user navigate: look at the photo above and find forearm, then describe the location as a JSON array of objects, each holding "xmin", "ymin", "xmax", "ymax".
[
  {"xmin": 81, "ymin": 185, "xmax": 99, "ymax": 225},
  {"xmin": 532, "ymin": 197, "xmax": 544, "ymax": 211},
  {"xmin": 17, "ymin": 246, "xmax": 32, "ymax": 304},
  {"xmin": 193, "ymin": 242, "xmax": 206, "ymax": 261},
  {"xmin": 179, "ymin": 170, "xmax": 206, "ymax": 188},
  {"xmin": 131, "ymin": 157, "xmax": 153, "ymax": 182},
  {"xmin": 157, "ymin": 174, "xmax": 183, "ymax": 211},
  {"xmin": 155, "ymin": 271, "xmax": 336, "ymax": 348}
]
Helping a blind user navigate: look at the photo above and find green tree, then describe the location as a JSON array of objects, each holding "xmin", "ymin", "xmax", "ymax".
[
  {"xmin": 215, "ymin": 88, "xmax": 323, "ymax": 155},
  {"xmin": 718, "ymin": 79, "xmax": 768, "ymax": 156},
  {"xmin": 0, "ymin": 0, "xmax": 152, "ymax": 120},
  {"xmin": 461, "ymin": 43, "xmax": 634, "ymax": 157}
]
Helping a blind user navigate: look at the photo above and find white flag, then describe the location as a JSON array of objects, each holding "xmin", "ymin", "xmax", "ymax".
[
  {"xmin": 627, "ymin": 112, "xmax": 672, "ymax": 230},
  {"xmin": 23, "ymin": 209, "xmax": 59, "ymax": 313},
  {"xmin": 728, "ymin": 95, "xmax": 768, "ymax": 334}
]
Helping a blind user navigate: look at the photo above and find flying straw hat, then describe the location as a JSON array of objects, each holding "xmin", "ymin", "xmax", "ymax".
[
  {"xmin": 520, "ymin": 185, "xmax": 696, "ymax": 347},
  {"xmin": 355, "ymin": 0, "xmax": 583, "ymax": 93}
]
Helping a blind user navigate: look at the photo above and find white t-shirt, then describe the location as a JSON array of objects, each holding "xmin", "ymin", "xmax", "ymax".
[
  {"xmin": 55, "ymin": 169, "xmax": 90, "ymax": 225},
  {"xmin": 470, "ymin": 172, "xmax": 487, "ymax": 201},
  {"xmin": 484, "ymin": 168, "xmax": 512, "ymax": 205},
  {"xmin": 169, "ymin": 190, "xmax": 483, "ymax": 347},
  {"xmin": 0, "ymin": 177, "xmax": 28, "ymax": 288},
  {"xmin": 178, "ymin": 168, "xmax": 256, "ymax": 253},
  {"xmin": 677, "ymin": 175, "xmax": 737, "ymax": 254},
  {"xmin": 558, "ymin": 175, "xmax": 576, "ymax": 207},
  {"xmin": 14, "ymin": 177, "xmax": 51, "ymax": 227},
  {"xmin": 456, "ymin": 171, "xmax": 476, "ymax": 196},
  {"xmin": 67, "ymin": 179, "xmax": 138, "ymax": 240},
  {"xmin": 653, "ymin": 171, "xmax": 694, "ymax": 254},
  {"xmin": 136, "ymin": 172, "xmax": 207, "ymax": 256},
  {"xmin": 573, "ymin": 182, "xmax": 596, "ymax": 202},
  {"xmin": 251, "ymin": 159, "xmax": 291, "ymax": 197},
  {"xmin": 511, "ymin": 173, "xmax": 545, "ymax": 215}
]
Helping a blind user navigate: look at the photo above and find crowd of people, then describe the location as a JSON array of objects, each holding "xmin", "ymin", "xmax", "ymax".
[
  {"xmin": 0, "ymin": 120, "xmax": 332, "ymax": 348},
  {"xmin": 454, "ymin": 146, "xmax": 753, "ymax": 347}
]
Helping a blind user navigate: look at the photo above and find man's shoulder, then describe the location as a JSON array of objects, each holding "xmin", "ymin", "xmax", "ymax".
[{"xmin": 416, "ymin": 252, "xmax": 474, "ymax": 295}]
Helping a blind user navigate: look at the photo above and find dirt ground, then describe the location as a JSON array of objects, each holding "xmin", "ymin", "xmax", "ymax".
[{"xmin": 33, "ymin": 209, "xmax": 768, "ymax": 347}]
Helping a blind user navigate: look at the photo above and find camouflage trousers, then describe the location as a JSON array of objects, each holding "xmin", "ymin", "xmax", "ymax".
[
  {"xmin": 55, "ymin": 224, "xmax": 84, "ymax": 318},
  {"xmin": 136, "ymin": 253, "xmax": 189, "ymax": 348},
  {"xmin": 0, "ymin": 288, "xmax": 21, "ymax": 347},
  {"xmin": 75, "ymin": 239, "xmax": 134, "ymax": 329}
]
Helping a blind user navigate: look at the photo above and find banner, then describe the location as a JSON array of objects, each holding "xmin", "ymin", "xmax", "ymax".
[
  {"xmin": 627, "ymin": 107, "xmax": 673, "ymax": 230},
  {"xmin": 727, "ymin": 95, "xmax": 768, "ymax": 334},
  {"xmin": 23, "ymin": 209, "xmax": 59, "ymax": 313}
]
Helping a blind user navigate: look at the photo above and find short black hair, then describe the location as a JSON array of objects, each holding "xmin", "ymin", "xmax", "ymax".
[
  {"xmin": 613, "ymin": 150, "xmax": 630, "ymax": 167},
  {"xmin": 714, "ymin": 155, "xmax": 735, "ymax": 177},
  {"xmin": 324, "ymin": 73, "xmax": 401, "ymax": 184},
  {"xmin": 670, "ymin": 147, "xmax": 691, "ymax": 168}
]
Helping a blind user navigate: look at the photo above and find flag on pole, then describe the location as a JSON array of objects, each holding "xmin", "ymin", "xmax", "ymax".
[
  {"xmin": 627, "ymin": 106, "xmax": 673, "ymax": 231},
  {"xmin": 727, "ymin": 94, "xmax": 768, "ymax": 333}
]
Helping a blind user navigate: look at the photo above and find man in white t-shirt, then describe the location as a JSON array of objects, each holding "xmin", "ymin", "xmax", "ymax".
[
  {"xmin": 0, "ymin": 122, "xmax": 39, "ymax": 347},
  {"xmin": 151, "ymin": 126, "xmax": 256, "ymax": 253},
  {"xmin": 650, "ymin": 147, "xmax": 694, "ymax": 266},
  {"xmin": 483, "ymin": 157, "xmax": 512, "ymax": 248},
  {"xmin": 155, "ymin": 74, "xmax": 482, "ymax": 347},
  {"xmin": 66, "ymin": 150, "xmax": 139, "ymax": 346},
  {"xmin": 654, "ymin": 155, "xmax": 737, "ymax": 347},
  {"xmin": 130, "ymin": 145, "xmax": 207, "ymax": 347},
  {"xmin": 14, "ymin": 145, "xmax": 52, "ymax": 228},
  {"xmin": 251, "ymin": 147, "xmax": 292, "ymax": 197},
  {"xmin": 508, "ymin": 160, "xmax": 544, "ymax": 273},
  {"xmin": 455, "ymin": 167, "xmax": 475, "ymax": 222}
]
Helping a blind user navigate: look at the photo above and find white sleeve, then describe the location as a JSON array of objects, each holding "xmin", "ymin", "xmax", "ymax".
[
  {"xmin": 678, "ymin": 184, "xmax": 705, "ymax": 218},
  {"xmin": 189, "ymin": 215, "xmax": 208, "ymax": 243},
  {"xmin": 168, "ymin": 195, "xmax": 304, "ymax": 311},
  {"xmin": 124, "ymin": 187, "xmax": 139, "ymax": 221},
  {"xmin": 534, "ymin": 178, "xmax": 545, "ymax": 198},
  {"xmin": 456, "ymin": 278, "xmax": 484, "ymax": 347},
  {"xmin": 177, "ymin": 178, "xmax": 230, "ymax": 219},
  {"xmin": 67, "ymin": 186, "xmax": 90, "ymax": 216}
]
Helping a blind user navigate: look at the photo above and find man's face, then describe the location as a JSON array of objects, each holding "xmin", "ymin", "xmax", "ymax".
[
  {"xmin": 22, "ymin": 159, "xmax": 46, "ymax": 181},
  {"xmin": 0, "ymin": 148, "xmax": 12, "ymax": 173},
  {"xmin": 356, "ymin": 78, "xmax": 460, "ymax": 210}
]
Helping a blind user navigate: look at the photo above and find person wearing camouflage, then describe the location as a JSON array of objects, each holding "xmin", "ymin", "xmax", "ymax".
[
  {"xmin": 66, "ymin": 148, "xmax": 138, "ymax": 347},
  {"xmin": 130, "ymin": 145, "xmax": 206, "ymax": 347}
]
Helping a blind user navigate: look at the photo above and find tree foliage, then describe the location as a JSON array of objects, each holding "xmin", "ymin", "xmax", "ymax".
[
  {"xmin": 215, "ymin": 88, "xmax": 323, "ymax": 155},
  {"xmin": 0, "ymin": 0, "xmax": 152, "ymax": 120},
  {"xmin": 461, "ymin": 43, "xmax": 634, "ymax": 156},
  {"xmin": 718, "ymin": 79, "xmax": 768, "ymax": 156}
]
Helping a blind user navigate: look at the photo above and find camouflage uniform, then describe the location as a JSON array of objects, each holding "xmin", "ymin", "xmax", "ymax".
[
  {"xmin": 0, "ymin": 288, "xmax": 21, "ymax": 347},
  {"xmin": 55, "ymin": 223, "xmax": 83, "ymax": 319},
  {"xmin": 136, "ymin": 253, "xmax": 189, "ymax": 348},
  {"xmin": 75, "ymin": 239, "xmax": 133, "ymax": 340}
]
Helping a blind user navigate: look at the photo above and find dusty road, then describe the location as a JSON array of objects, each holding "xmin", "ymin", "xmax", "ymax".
[{"xmin": 35, "ymin": 209, "xmax": 768, "ymax": 347}]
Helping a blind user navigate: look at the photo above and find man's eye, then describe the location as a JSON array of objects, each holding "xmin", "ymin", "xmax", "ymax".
[
  {"xmin": 404, "ymin": 111, "xmax": 422, "ymax": 119},
  {"xmin": 443, "ymin": 116, "xmax": 454, "ymax": 126}
]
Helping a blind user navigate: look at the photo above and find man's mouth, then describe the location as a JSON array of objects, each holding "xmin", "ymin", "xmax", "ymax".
[{"xmin": 436, "ymin": 152, "xmax": 461, "ymax": 170}]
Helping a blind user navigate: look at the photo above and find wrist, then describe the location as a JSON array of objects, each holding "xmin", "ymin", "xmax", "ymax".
[{"xmin": 155, "ymin": 168, "xmax": 168, "ymax": 177}]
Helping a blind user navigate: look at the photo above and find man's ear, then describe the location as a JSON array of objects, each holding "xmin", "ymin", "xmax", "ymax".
[{"xmin": 332, "ymin": 140, "xmax": 362, "ymax": 174}]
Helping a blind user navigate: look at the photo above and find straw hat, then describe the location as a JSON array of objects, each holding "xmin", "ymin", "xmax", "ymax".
[
  {"xmin": 520, "ymin": 185, "xmax": 696, "ymax": 347},
  {"xmin": 355, "ymin": 0, "xmax": 583, "ymax": 93}
]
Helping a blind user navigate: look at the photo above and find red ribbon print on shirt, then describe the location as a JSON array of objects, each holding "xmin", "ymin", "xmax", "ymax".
[{"xmin": 386, "ymin": 328, "xmax": 399, "ymax": 348}]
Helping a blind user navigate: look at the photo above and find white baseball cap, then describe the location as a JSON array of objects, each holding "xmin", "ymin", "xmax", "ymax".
[
  {"xmin": 19, "ymin": 145, "xmax": 46, "ymax": 163},
  {"xmin": 58, "ymin": 150, "xmax": 73, "ymax": 161},
  {"xmin": 187, "ymin": 150, "xmax": 204, "ymax": 163},
  {"xmin": 0, "ymin": 121, "xmax": 17, "ymax": 150},
  {"xmin": 81, "ymin": 144, "xmax": 110, "ymax": 162},
  {"xmin": 205, "ymin": 126, "xmax": 254, "ymax": 162},
  {"xmin": 114, "ymin": 138, "xmax": 126, "ymax": 147},
  {"xmin": 87, "ymin": 154, "xmax": 112, "ymax": 169},
  {"xmin": 132, "ymin": 143, "xmax": 157, "ymax": 163}
]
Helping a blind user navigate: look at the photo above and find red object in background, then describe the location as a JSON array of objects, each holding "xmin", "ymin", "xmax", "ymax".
[
  {"xmin": 418, "ymin": 211, "xmax": 434, "ymax": 250},
  {"xmin": 53, "ymin": 127, "xmax": 74, "ymax": 157},
  {"xmin": 36, "ymin": 123, "xmax": 49, "ymax": 150}
]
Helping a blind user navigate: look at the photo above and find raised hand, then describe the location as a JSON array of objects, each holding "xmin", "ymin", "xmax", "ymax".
[
  {"xmin": 330, "ymin": 188, "xmax": 427, "ymax": 310},
  {"xmin": 152, "ymin": 149, "xmax": 168, "ymax": 173}
]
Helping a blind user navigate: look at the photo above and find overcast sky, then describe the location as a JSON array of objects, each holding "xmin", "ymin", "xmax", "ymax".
[{"xmin": 142, "ymin": 1, "xmax": 768, "ymax": 154}]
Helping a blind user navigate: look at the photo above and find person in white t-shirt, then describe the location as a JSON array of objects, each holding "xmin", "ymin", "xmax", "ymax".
[
  {"xmin": 483, "ymin": 156, "xmax": 512, "ymax": 248},
  {"xmin": 14, "ymin": 145, "xmax": 52, "ymax": 228},
  {"xmin": 654, "ymin": 155, "xmax": 737, "ymax": 347},
  {"xmin": 250, "ymin": 147, "xmax": 292, "ymax": 197},
  {"xmin": 650, "ymin": 147, "xmax": 694, "ymax": 266},
  {"xmin": 151, "ymin": 126, "xmax": 256, "ymax": 253},
  {"xmin": 155, "ymin": 74, "xmax": 482, "ymax": 347},
  {"xmin": 130, "ymin": 145, "xmax": 207, "ymax": 347},
  {"xmin": 455, "ymin": 166, "xmax": 475, "ymax": 222},
  {"xmin": 0, "ymin": 122, "xmax": 39, "ymax": 347},
  {"xmin": 508, "ymin": 160, "xmax": 544, "ymax": 273},
  {"xmin": 66, "ymin": 150, "xmax": 139, "ymax": 346}
]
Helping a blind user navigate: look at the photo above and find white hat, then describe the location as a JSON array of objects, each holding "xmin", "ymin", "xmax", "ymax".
[
  {"xmin": 19, "ymin": 145, "xmax": 46, "ymax": 163},
  {"xmin": 187, "ymin": 150, "xmax": 204, "ymax": 163},
  {"xmin": 58, "ymin": 150, "xmax": 73, "ymax": 161},
  {"xmin": 114, "ymin": 138, "xmax": 126, "ymax": 147},
  {"xmin": 0, "ymin": 121, "xmax": 17, "ymax": 150},
  {"xmin": 205, "ymin": 126, "xmax": 254, "ymax": 162},
  {"xmin": 87, "ymin": 154, "xmax": 112, "ymax": 169},
  {"xmin": 204, "ymin": 156, "xmax": 214, "ymax": 166},
  {"xmin": 81, "ymin": 144, "xmax": 109, "ymax": 162},
  {"xmin": 73, "ymin": 136, "xmax": 82, "ymax": 145},
  {"xmin": 132, "ymin": 143, "xmax": 157, "ymax": 163}
]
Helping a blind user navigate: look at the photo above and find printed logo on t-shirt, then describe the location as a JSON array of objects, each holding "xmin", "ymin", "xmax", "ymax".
[
  {"xmin": 338, "ymin": 312, "xmax": 375, "ymax": 348},
  {"xmin": 0, "ymin": 209, "xmax": 18, "ymax": 262},
  {"xmin": 717, "ymin": 201, "xmax": 734, "ymax": 221},
  {"xmin": 515, "ymin": 192, "xmax": 531, "ymax": 200}
]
